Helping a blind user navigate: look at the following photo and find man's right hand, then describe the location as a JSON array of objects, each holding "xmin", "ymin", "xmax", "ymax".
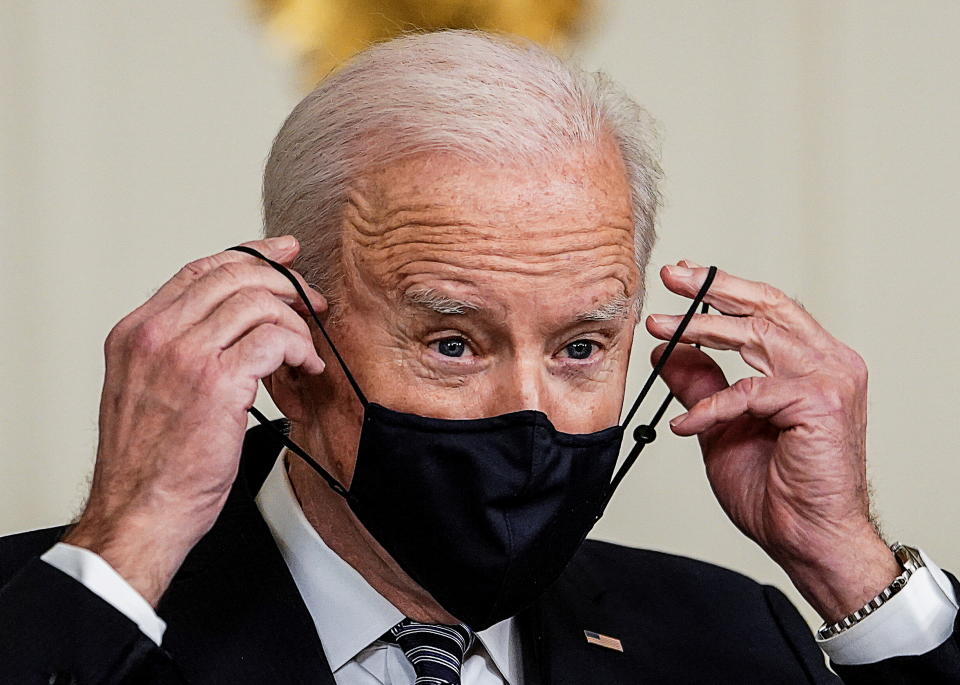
[{"xmin": 63, "ymin": 236, "xmax": 327, "ymax": 606}]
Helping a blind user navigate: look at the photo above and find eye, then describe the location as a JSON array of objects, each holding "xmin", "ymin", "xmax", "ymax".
[
  {"xmin": 563, "ymin": 339, "xmax": 597, "ymax": 360},
  {"xmin": 434, "ymin": 336, "xmax": 468, "ymax": 358}
]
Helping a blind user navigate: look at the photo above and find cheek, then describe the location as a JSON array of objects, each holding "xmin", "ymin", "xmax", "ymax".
[
  {"xmin": 549, "ymin": 379, "xmax": 626, "ymax": 433},
  {"xmin": 541, "ymin": 352, "xmax": 632, "ymax": 433}
]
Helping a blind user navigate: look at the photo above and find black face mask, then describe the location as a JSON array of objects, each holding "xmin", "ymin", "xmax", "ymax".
[{"xmin": 228, "ymin": 245, "xmax": 715, "ymax": 630}]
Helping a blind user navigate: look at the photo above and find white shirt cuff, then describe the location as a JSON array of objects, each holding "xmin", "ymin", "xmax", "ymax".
[
  {"xmin": 817, "ymin": 548, "xmax": 958, "ymax": 665},
  {"xmin": 41, "ymin": 542, "xmax": 167, "ymax": 645}
]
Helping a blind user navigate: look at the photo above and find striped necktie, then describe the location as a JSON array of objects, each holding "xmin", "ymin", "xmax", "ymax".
[{"xmin": 382, "ymin": 618, "xmax": 475, "ymax": 685}]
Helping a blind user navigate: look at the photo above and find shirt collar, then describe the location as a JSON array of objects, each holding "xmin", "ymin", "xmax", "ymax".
[{"xmin": 255, "ymin": 449, "xmax": 521, "ymax": 683}]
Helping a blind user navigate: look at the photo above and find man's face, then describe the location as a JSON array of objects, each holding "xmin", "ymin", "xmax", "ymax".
[{"xmin": 286, "ymin": 139, "xmax": 640, "ymax": 480}]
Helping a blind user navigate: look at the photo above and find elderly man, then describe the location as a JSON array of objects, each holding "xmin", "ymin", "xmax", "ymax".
[{"xmin": 1, "ymin": 30, "xmax": 957, "ymax": 684}]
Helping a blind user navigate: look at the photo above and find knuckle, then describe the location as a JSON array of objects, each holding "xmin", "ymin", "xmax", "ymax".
[
  {"xmin": 758, "ymin": 282, "xmax": 787, "ymax": 311},
  {"xmin": 129, "ymin": 320, "xmax": 166, "ymax": 354},
  {"xmin": 248, "ymin": 324, "xmax": 294, "ymax": 367},
  {"xmin": 705, "ymin": 393, "xmax": 722, "ymax": 414},
  {"xmin": 690, "ymin": 397, "xmax": 710, "ymax": 418},
  {"xmin": 845, "ymin": 349, "xmax": 869, "ymax": 382},
  {"xmin": 181, "ymin": 255, "xmax": 217, "ymax": 280},
  {"xmin": 732, "ymin": 376, "xmax": 757, "ymax": 395},
  {"xmin": 233, "ymin": 287, "xmax": 273, "ymax": 311},
  {"xmin": 213, "ymin": 260, "xmax": 249, "ymax": 283},
  {"xmin": 257, "ymin": 323, "xmax": 287, "ymax": 348},
  {"xmin": 104, "ymin": 318, "xmax": 132, "ymax": 354},
  {"xmin": 749, "ymin": 316, "xmax": 774, "ymax": 341},
  {"xmin": 233, "ymin": 289, "xmax": 308, "ymax": 333},
  {"xmin": 702, "ymin": 388, "xmax": 726, "ymax": 414}
]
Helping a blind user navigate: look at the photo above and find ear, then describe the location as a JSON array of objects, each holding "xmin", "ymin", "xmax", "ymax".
[{"xmin": 263, "ymin": 366, "xmax": 309, "ymax": 423}]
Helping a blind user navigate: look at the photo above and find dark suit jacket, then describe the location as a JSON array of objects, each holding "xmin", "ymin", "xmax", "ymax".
[{"xmin": 2, "ymin": 421, "xmax": 959, "ymax": 684}]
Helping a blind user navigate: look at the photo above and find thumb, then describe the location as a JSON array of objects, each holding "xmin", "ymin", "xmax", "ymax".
[{"xmin": 650, "ymin": 343, "xmax": 729, "ymax": 412}]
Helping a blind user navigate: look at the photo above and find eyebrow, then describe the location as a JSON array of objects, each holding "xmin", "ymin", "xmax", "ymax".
[
  {"xmin": 403, "ymin": 288, "xmax": 635, "ymax": 321},
  {"xmin": 403, "ymin": 288, "xmax": 482, "ymax": 315},
  {"xmin": 575, "ymin": 294, "xmax": 635, "ymax": 322}
]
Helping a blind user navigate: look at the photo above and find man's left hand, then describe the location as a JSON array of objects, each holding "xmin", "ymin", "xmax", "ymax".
[{"xmin": 646, "ymin": 260, "xmax": 900, "ymax": 622}]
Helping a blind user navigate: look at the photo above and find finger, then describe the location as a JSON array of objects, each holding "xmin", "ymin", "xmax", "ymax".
[
  {"xmin": 670, "ymin": 375, "xmax": 805, "ymax": 436},
  {"xmin": 164, "ymin": 260, "xmax": 327, "ymax": 330},
  {"xmin": 130, "ymin": 236, "xmax": 303, "ymax": 322},
  {"xmin": 222, "ymin": 322, "xmax": 326, "ymax": 381},
  {"xmin": 184, "ymin": 288, "xmax": 317, "ymax": 352},
  {"xmin": 658, "ymin": 263, "xmax": 822, "ymax": 341},
  {"xmin": 651, "ymin": 343, "xmax": 729, "ymax": 411},
  {"xmin": 646, "ymin": 312, "xmax": 805, "ymax": 377}
]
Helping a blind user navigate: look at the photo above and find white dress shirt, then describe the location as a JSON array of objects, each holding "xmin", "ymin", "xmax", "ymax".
[
  {"xmin": 41, "ymin": 447, "xmax": 959, "ymax": 673},
  {"xmin": 254, "ymin": 453, "xmax": 521, "ymax": 684}
]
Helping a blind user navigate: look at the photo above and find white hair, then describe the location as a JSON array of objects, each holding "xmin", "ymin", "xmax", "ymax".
[{"xmin": 263, "ymin": 30, "xmax": 662, "ymax": 312}]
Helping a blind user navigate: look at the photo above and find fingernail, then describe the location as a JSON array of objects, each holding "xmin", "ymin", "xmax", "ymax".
[
  {"xmin": 680, "ymin": 259, "xmax": 704, "ymax": 268},
  {"xmin": 666, "ymin": 265, "xmax": 694, "ymax": 278},
  {"xmin": 669, "ymin": 413, "xmax": 688, "ymax": 429},
  {"xmin": 267, "ymin": 235, "xmax": 297, "ymax": 250},
  {"xmin": 649, "ymin": 314, "xmax": 676, "ymax": 326}
]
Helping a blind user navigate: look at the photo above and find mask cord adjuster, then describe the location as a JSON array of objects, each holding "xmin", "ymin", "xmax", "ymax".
[{"xmin": 599, "ymin": 266, "xmax": 718, "ymax": 516}]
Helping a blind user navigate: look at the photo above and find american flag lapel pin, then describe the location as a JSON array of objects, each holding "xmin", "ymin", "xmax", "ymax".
[{"xmin": 584, "ymin": 629, "xmax": 623, "ymax": 652}]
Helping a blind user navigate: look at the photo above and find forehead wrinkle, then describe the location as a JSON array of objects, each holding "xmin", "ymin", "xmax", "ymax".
[
  {"xmin": 355, "ymin": 224, "xmax": 636, "ymax": 273},
  {"xmin": 384, "ymin": 253, "xmax": 636, "ymax": 284},
  {"xmin": 345, "ymin": 191, "xmax": 635, "ymax": 251},
  {"xmin": 344, "ymin": 190, "xmax": 640, "ymax": 316},
  {"xmin": 345, "ymin": 191, "xmax": 479, "ymax": 239},
  {"xmin": 361, "ymin": 221, "xmax": 635, "ymax": 252}
]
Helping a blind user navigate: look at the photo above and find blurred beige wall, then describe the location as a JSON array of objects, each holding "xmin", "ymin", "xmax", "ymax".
[{"xmin": 2, "ymin": 1, "xmax": 958, "ymax": 629}]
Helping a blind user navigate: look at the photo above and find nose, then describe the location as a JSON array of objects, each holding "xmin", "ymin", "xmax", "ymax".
[{"xmin": 489, "ymin": 352, "xmax": 548, "ymax": 416}]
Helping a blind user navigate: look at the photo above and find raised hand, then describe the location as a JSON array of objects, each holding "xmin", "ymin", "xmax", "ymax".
[
  {"xmin": 646, "ymin": 260, "xmax": 900, "ymax": 621},
  {"xmin": 64, "ymin": 236, "xmax": 327, "ymax": 606}
]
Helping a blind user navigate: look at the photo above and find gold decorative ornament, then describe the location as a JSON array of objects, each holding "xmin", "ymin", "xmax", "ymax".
[{"xmin": 253, "ymin": 0, "xmax": 595, "ymax": 87}]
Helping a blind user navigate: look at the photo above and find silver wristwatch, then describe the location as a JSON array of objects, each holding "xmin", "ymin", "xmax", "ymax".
[{"xmin": 816, "ymin": 542, "xmax": 925, "ymax": 640}]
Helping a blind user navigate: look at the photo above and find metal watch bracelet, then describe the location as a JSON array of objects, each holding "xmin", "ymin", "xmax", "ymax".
[{"xmin": 816, "ymin": 542, "xmax": 924, "ymax": 640}]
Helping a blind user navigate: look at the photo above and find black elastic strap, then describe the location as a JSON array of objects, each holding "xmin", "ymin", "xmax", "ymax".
[
  {"xmin": 249, "ymin": 405, "xmax": 353, "ymax": 502},
  {"xmin": 602, "ymin": 266, "xmax": 718, "ymax": 509},
  {"xmin": 226, "ymin": 244, "xmax": 362, "ymax": 499},
  {"xmin": 226, "ymin": 245, "xmax": 369, "ymax": 406},
  {"xmin": 620, "ymin": 267, "xmax": 717, "ymax": 429}
]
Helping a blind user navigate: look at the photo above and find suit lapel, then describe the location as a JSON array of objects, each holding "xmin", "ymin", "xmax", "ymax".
[
  {"xmin": 519, "ymin": 547, "xmax": 650, "ymax": 685},
  {"xmin": 156, "ymin": 421, "xmax": 336, "ymax": 685}
]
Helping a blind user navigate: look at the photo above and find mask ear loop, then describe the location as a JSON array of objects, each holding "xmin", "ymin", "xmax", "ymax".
[
  {"xmin": 226, "ymin": 245, "xmax": 368, "ymax": 407},
  {"xmin": 599, "ymin": 266, "xmax": 718, "ymax": 514},
  {"xmin": 224, "ymin": 245, "xmax": 364, "ymax": 501}
]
